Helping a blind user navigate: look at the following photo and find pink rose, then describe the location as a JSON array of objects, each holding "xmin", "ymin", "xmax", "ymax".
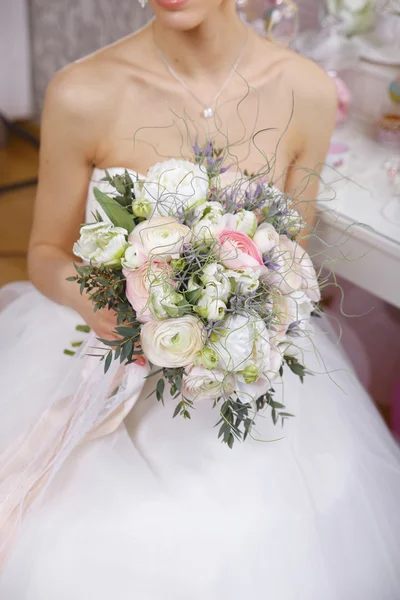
[
  {"xmin": 217, "ymin": 230, "xmax": 263, "ymax": 271},
  {"xmin": 124, "ymin": 261, "xmax": 172, "ymax": 323}
]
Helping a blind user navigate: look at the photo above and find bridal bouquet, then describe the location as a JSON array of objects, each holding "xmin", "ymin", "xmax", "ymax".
[{"xmin": 70, "ymin": 141, "xmax": 321, "ymax": 446}]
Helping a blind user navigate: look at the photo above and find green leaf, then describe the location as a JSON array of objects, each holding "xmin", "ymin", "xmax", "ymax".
[
  {"xmin": 173, "ymin": 403, "xmax": 182, "ymax": 419},
  {"xmin": 71, "ymin": 340, "xmax": 83, "ymax": 348},
  {"xmin": 185, "ymin": 288, "xmax": 203, "ymax": 305},
  {"xmin": 120, "ymin": 340, "xmax": 133, "ymax": 363},
  {"xmin": 76, "ymin": 324, "xmax": 91, "ymax": 334},
  {"xmin": 93, "ymin": 188, "xmax": 135, "ymax": 233},
  {"xmin": 104, "ymin": 352, "xmax": 113, "ymax": 373},
  {"xmin": 63, "ymin": 349, "xmax": 75, "ymax": 356},
  {"xmin": 156, "ymin": 378, "xmax": 165, "ymax": 403},
  {"xmin": 115, "ymin": 325, "xmax": 139, "ymax": 337}
]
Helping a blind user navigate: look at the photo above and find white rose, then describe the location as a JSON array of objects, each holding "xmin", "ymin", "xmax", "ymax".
[
  {"xmin": 140, "ymin": 315, "xmax": 204, "ymax": 368},
  {"xmin": 201, "ymin": 263, "xmax": 231, "ymax": 302},
  {"xmin": 194, "ymin": 292, "xmax": 226, "ymax": 321},
  {"xmin": 135, "ymin": 159, "xmax": 209, "ymax": 218},
  {"xmin": 263, "ymin": 236, "xmax": 308, "ymax": 297},
  {"xmin": 293, "ymin": 242, "xmax": 321, "ymax": 303},
  {"xmin": 280, "ymin": 209, "xmax": 305, "ymax": 237},
  {"xmin": 267, "ymin": 342, "xmax": 285, "ymax": 383},
  {"xmin": 253, "ymin": 222, "xmax": 280, "ymax": 255},
  {"xmin": 235, "ymin": 374, "xmax": 271, "ymax": 405},
  {"xmin": 182, "ymin": 366, "xmax": 234, "ymax": 401},
  {"xmin": 269, "ymin": 236, "xmax": 320, "ymax": 302},
  {"xmin": 270, "ymin": 290, "xmax": 298, "ymax": 343},
  {"xmin": 226, "ymin": 268, "xmax": 260, "ymax": 295},
  {"xmin": 286, "ymin": 290, "xmax": 314, "ymax": 334},
  {"xmin": 148, "ymin": 280, "xmax": 184, "ymax": 320},
  {"xmin": 121, "ymin": 242, "xmax": 147, "ymax": 270},
  {"xmin": 73, "ymin": 222, "xmax": 128, "ymax": 267},
  {"xmin": 192, "ymin": 202, "xmax": 225, "ymax": 241},
  {"xmin": 129, "ymin": 217, "xmax": 191, "ymax": 262},
  {"xmin": 212, "ymin": 314, "xmax": 270, "ymax": 373},
  {"xmin": 217, "ymin": 210, "xmax": 257, "ymax": 238}
]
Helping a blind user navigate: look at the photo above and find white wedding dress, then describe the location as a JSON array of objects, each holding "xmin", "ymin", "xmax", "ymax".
[{"xmin": 0, "ymin": 168, "xmax": 400, "ymax": 600}]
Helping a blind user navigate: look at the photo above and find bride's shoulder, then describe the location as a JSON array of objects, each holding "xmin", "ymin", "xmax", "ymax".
[
  {"xmin": 43, "ymin": 28, "xmax": 149, "ymax": 124},
  {"xmin": 260, "ymin": 39, "xmax": 337, "ymax": 117}
]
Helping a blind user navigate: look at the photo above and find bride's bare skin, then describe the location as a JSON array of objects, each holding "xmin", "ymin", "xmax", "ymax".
[{"xmin": 28, "ymin": 0, "xmax": 337, "ymax": 341}]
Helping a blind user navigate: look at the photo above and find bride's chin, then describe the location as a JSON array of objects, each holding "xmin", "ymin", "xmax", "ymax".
[{"xmin": 150, "ymin": 0, "xmax": 220, "ymax": 31}]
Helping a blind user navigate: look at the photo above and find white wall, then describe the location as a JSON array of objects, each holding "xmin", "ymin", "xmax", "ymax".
[{"xmin": 0, "ymin": 0, "xmax": 33, "ymax": 119}]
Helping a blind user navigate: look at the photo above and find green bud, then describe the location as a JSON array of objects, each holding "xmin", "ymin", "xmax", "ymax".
[
  {"xmin": 239, "ymin": 364, "xmax": 259, "ymax": 384},
  {"xmin": 194, "ymin": 346, "xmax": 219, "ymax": 370},
  {"xmin": 171, "ymin": 258, "xmax": 186, "ymax": 272},
  {"xmin": 132, "ymin": 198, "xmax": 151, "ymax": 219}
]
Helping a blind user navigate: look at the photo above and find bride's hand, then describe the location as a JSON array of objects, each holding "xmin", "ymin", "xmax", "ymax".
[{"xmin": 74, "ymin": 294, "xmax": 120, "ymax": 341}]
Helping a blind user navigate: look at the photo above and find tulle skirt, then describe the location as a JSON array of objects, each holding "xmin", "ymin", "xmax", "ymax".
[{"xmin": 0, "ymin": 282, "xmax": 400, "ymax": 600}]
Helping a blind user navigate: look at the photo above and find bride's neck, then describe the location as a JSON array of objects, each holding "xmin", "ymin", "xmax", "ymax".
[{"xmin": 153, "ymin": 6, "xmax": 247, "ymax": 76}]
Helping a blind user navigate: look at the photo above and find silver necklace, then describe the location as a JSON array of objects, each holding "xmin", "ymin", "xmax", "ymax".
[{"xmin": 154, "ymin": 29, "xmax": 249, "ymax": 119}]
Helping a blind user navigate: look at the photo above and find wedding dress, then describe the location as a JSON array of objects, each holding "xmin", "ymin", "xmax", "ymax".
[{"xmin": 0, "ymin": 168, "xmax": 400, "ymax": 600}]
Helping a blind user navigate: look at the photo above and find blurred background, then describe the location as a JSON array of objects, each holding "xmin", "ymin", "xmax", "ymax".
[{"xmin": 1, "ymin": 0, "xmax": 400, "ymax": 432}]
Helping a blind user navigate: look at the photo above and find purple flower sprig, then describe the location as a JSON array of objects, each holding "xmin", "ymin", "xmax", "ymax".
[
  {"xmin": 262, "ymin": 250, "xmax": 281, "ymax": 271},
  {"xmin": 192, "ymin": 139, "xmax": 228, "ymax": 179}
]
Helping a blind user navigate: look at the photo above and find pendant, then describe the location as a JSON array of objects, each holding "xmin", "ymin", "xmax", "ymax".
[{"xmin": 202, "ymin": 107, "xmax": 214, "ymax": 119}]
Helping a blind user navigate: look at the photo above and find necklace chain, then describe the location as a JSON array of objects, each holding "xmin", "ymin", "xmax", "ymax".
[{"xmin": 153, "ymin": 26, "xmax": 249, "ymax": 118}]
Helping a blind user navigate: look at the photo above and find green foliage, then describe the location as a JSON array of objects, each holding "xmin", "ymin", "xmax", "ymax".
[
  {"xmin": 216, "ymin": 397, "xmax": 254, "ymax": 448},
  {"xmin": 103, "ymin": 169, "xmax": 136, "ymax": 208},
  {"xmin": 93, "ymin": 188, "xmax": 136, "ymax": 233},
  {"xmin": 68, "ymin": 263, "xmax": 141, "ymax": 372},
  {"xmin": 284, "ymin": 355, "xmax": 312, "ymax": 384}
]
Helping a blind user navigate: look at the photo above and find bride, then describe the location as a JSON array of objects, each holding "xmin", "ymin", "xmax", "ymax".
[{"xmin": 1, "ymin": 1, "xmax": 400, "ymax": 598}]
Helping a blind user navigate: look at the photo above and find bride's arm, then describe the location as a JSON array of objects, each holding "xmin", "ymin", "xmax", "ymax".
[
  {"xmin": 283, "ymin": 63, "xmax": 338, "ymax": 247},
  {"xmin": 28, "ymin": 64, "xmax": 120, "ymax": 339}
]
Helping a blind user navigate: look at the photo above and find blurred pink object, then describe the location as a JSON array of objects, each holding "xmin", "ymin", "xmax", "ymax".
[
  {"xmin": 332, "ymin": 75, "xmax": 352, "ymax": 124},
  {"xmin": 392, "ymin": 380, "xmax": 400, "ymax": 440}
]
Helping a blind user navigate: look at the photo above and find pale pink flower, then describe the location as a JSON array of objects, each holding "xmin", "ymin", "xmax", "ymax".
[
  {"xmin": 129, "ymin": 217, "xmax": 191, "ymax": 261},
  {"xmin": 124, "ymin": 261, "xmax": 172, "ymax": 323},
  {"xmin": 217, "ymin": 230, "xmax": 263, "ymax": 271}
]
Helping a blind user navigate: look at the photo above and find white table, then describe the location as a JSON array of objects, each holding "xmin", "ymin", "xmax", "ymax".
[{"xmin": 309, "ymin": 121, "xmax": 400, "ymax": 309}]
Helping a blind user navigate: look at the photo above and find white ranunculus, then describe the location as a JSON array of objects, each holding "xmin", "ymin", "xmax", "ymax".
[
  {"xmin": 129, "ymin": 217, "xmax": 191, "ymax": 262},
  {"xmin": 135, "ymin": 159, "xmax": 209, "ymax": 218},
  {"xmin": 226, "ymin": 267, "xmax": 260, "ymax": 295},
  {"xmin": 192, "ymin": 202, "xmax": 225, "ymax": 241},
  {"xmin": 140, "ymin": 315, "xmax": 204, "ymax": 368},
  {"xmin": 200, "ymin": 263, "xmax": 232, "ymax": 302},
  {"xmin": 73, "ymin": 222, "xmax": 128, "ymax": 267},
  {"xmin": 212, "ymin": 314, "xmax": 270, "ymax": 373},
  {"xmin": 194, "ymin": 292, "xmax": 227, "ymax": 322},
  {"xmin": 121, "ymin": 242, "xmax": 147, "ymax": 270},
  {"xmin": 253, "ymin": 222, "xmax": 280, "ymax": 255},
  {"xmin": 183, "ymin": 366, "xmax": 235, "ymax": 402}
]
